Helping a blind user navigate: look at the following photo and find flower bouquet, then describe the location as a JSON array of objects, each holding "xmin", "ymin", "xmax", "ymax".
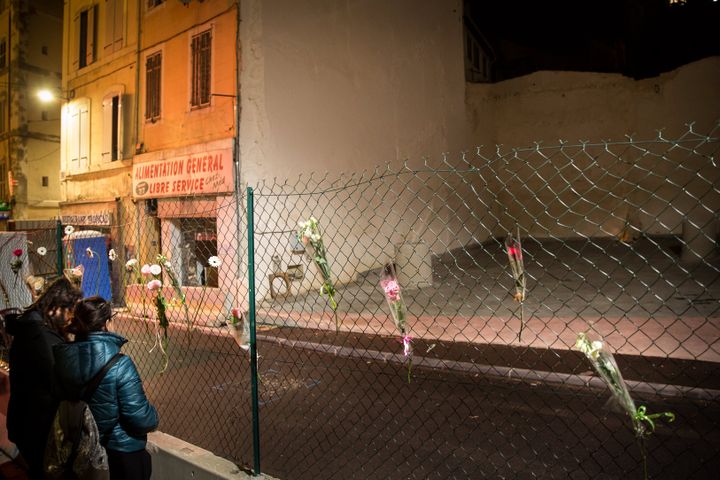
[
  {"xmin": 380, "ymin": 264, "xmax": 412, "ymax": 383},
  {"xmin": 505, "ymin": 229, "xmax": 527, "ymax": 341},
  {"xmin": 298, "ymin": 217, "xmax": 339, "ymax": 330},
  {"xmin": 575, "ymin": 332, "xmax": 674, "ymax": 479}
]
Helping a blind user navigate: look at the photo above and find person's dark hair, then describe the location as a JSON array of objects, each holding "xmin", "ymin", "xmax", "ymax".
[
  {"xmin": 70, "ymin": 296, "xmax": 112, "ymax": 341},
  {"xmin": 28, "ymin": 276, "xmax": 83, "ymax": 335}
]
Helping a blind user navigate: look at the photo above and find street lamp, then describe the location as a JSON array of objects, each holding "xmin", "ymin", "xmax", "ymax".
[{"xmin": 36, "ymin": 88, "xmax": 73, "ymax": 103}]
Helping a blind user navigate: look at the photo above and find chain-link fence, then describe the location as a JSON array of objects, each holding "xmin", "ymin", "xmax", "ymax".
[{"xmin": 4, "ymin": 123, "xmax": 720, "ymax": 479}]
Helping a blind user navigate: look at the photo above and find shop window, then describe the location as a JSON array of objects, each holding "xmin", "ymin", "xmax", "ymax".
[
  {"xmin": 190, "ymin": 29, "xmax": 211, "ymax": 108},
  {"xmin": 102, "ymin": 93, "xmax": 122, "ymax": 161},
  {"xmin": 74, "ymin": 5, "xmax": 97, "ymax": 69},
  {"xmin": 145, "ymin": 52, "xmax": 161, "ymax": 121},
  {"xmin": 67, "ymin": 99, "xmax": 90, "ymax": 173},
  {"xmin": 181, "ymin": 218, "xmax": 218, "ymax": 287},
  {"xmin": 104, "ymin": 0, "xmax": 124, "ymax": 54}
]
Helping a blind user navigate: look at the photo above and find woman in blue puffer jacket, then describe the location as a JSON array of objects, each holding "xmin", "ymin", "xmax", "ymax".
[{"xmin": 54, "ymin": 296, "xmax": 159, "ymax": 480}]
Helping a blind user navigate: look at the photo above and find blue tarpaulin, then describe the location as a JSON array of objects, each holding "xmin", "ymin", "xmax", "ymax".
[{"xmin": 70, "ymin": 234, "xmax": 112, "ymax": 301}]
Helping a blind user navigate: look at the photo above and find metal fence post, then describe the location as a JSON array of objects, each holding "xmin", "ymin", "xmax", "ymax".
[{"xmin": 247, "ymin": 186, "xmax": 261, "ymax": 475}]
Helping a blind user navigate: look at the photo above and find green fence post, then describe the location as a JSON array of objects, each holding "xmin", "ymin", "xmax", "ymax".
[
  {"xmin": 247, "ymin": 186, "xmax": 261, "ymax": 475},
  {"xmin": 56, "ymin": 219, "xmax": 64, "ymax": 276}
]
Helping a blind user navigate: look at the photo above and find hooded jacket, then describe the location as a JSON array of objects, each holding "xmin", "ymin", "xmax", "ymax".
[
  {"xmin": 6, "ymin": 309, "xmax": 63, "ymax": 456},
  {"xmin": 53, "ymin": 332, "xmax": 159, "ymax": 453}
]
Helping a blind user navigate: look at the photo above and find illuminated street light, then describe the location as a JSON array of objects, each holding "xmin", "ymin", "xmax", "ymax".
[{"xmin": 37, "ymin": 88, "xmax": 56, "ymax": 103}]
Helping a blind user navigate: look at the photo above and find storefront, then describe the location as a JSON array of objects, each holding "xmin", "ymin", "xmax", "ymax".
[
  {"xmin": 132, "ymin": 138, "xmax": 240, "ymax": 318},
  {"xmin": 58, "ymin": 199, "xmax": 121, "ymax": 301}
]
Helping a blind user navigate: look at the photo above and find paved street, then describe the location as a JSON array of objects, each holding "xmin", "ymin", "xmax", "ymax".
[{"xmin": 115, "ymin": 318, "xmax": 720, "ymax": 480}]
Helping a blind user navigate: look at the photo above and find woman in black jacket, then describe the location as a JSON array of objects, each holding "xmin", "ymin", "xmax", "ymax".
[{"xmin": 5, "ymin": 276, "xmax": 82, "ymax": 479}]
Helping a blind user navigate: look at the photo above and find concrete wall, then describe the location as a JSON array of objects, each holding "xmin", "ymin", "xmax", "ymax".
[{"xmin": 466, "ymin": 57, "xmax": 720, "ymax": 239}]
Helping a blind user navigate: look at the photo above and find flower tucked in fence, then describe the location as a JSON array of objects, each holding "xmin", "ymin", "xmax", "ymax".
[
  {"xmin": 157, "ymin": 254, "xmax": 191, "ymax": 329},
  {"xmin": 144, "ymin": 262, "xmax": 170, "ymax": 371},
  {"xmin": 228, "ymin": 307, "xmax": 250, "ymax": 351},
  {"xmin": 37, "ymin": 246, "xmax": 47, "ymax": 256},
  {"xmin": 380, "ymin": 263, "xmax": 412, "ymax": 382},
  {"xmin": 108, "ymin": 249, "xmax": 117, "ymax": 261},
  {"xmin": 10, "ymin": 249, "xmax": 23, "ymax": 275},
  {"xmin": 575, "ymin": 332, "xmax": 675, "ymax": 479},
  {"xmin": 298, "ymin": 217, "xmax": 339, "ymax": 330},
  {"xmin": 505, "ymin": 229, "xmax": 527, "ymax": 341}
]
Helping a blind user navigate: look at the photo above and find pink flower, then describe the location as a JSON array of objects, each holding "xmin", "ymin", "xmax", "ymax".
[
  {"xmin": 231, "ymin": 307, "xmax": 241, "ymax": 318},
  {"xmin": 402, "ymin": 336, "xmax": 413, "ymax": 357},
  {"xmin": 382, "ymin": 279, "xmax": 401, "ymax": 302},
  {"xmin": 141, "ymin": 264, "xmax": 152, "ymax": 276},
  {"xmin": 12, "ymin": 249, "xmax": 22, "ymax": 257},
  {"xmin": 147, "ymin": 279, "xmax": 162, "ymax": 291}
]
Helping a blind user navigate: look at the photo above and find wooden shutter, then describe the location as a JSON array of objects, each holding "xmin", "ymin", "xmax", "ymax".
[
  {"xmin": 86, "ymin": 5, "xmax": 95, "ymax": 66},
  {"xmin": 101, "ymin": 95, "xmax": 112, "ymax": 160}
]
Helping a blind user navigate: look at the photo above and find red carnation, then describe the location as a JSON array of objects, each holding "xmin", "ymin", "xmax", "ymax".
[{"xmin": 12, "ymin": 249, "xmax": 22, "ymax": 257}]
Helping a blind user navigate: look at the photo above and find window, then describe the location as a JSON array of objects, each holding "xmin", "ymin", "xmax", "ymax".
[
  {"xmin": 102, "ymin": 93, "xmax": 122, "ymax": 161},
  {"xmin": 41, "ymin": 111, "xmax": 49, "ymax": 121},
  {"xmin": 145, "ymin": 52, "xmax": 161, "ymax": 121},
  {"xmin": 104, "ymin": 0, "xmax": 124, "ymax": 54},
  {"xmin": 42, "ymin": 176, "xmax": 49, "ymax": 187},
  {"xmin": 181, "ymin": 218, "xmax": 218, "ymax": 287},
  {"xmin": 74, "ymin": 5, "xmax": 96, "ymax": 69},
  {"xmin": 190, "ymin": 30, "xmax": 211, "ymax": 108},
  {"xmin": 42, "ymin": 46, "xmax": 48, "ymax": 55},
  {"xmin": 67, "ymin": 100, "xmax": 90, "ymax": 173},
  {"xmin": 0, "ymin": 39, "xmax": 6, "ymax": 68}
]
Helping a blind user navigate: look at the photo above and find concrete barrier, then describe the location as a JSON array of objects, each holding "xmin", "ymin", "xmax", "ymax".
[{"xmin": 147, "ymin": 431, "xmax": 276, "ymax": 480}]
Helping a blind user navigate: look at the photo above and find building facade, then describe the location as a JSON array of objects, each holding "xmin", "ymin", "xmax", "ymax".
[
  {"xmin": 61, "ymin": 0, "xmax": 240, "ymax": 308},
  {"xmin": 0, "ymin": 0, "xmax": 63, "ymax": 224}
]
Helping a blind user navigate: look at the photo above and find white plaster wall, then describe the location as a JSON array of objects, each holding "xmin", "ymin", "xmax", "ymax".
[
  {"xmin": 239, "ymin": 0, "xmax": 467, "ymax": 181},
  {"xmin": 239, "ymin": 0, "xmax": 469, "ymax": 297}
]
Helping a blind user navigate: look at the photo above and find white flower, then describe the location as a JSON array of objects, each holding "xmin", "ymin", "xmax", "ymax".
[
  {"xmin": 86, "ymin": 247, "xmax": 94, "ymax": 259},
  {"xmin": 208, "ymin": 256, "xmax": 221, "ymax": 267},
  {"xmin": 36, "ymin": 247, "xmax": 47, "ymax": 256},
  {"xmin": 108, "ymin": 249, "xmax": 117, "ymax": 261},
  {"xmin": 125, "ymin": 258, "xmax": 138, "ymax": 270},
  {"xmin": 149, "ymin": 264, "xmax": 162, "ymax": 276},
  {"xmin": 64, "ymin": 225, "xmax": 75, "ymax": 235}
]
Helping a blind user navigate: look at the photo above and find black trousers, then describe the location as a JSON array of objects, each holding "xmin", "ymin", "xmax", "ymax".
[{"xmin": 106, "ymin": 448, "xmax": 152, "ymax": 480}]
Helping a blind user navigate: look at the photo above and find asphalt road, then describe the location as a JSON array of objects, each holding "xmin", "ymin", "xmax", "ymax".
[{"xmin": 114, "ymin": 319, "xmax": 720, "ymax": 480}]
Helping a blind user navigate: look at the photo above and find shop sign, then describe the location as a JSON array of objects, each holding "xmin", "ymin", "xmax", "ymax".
[
  {"xmin": 61, "ymin": 212, "xmax": 112, "ymax": 226},
  {"xmin": 133, "ymin": 147, "xmax": 234, "ymax": 199}
]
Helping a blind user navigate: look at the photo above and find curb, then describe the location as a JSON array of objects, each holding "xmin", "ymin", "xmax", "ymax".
[{"xmin": 258, "ymin": 334, "xmax": 720, "ymax": 402}]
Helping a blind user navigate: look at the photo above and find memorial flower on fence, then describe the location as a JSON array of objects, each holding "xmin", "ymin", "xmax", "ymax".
[
  {"xmin": 380, "ymin": 264, "xmax": 413, "ymax": 383},
  {"xmin": 85, "ymin": 247, "xmax": 102, "ymax": 296},
  {"xmin": 575, "ymin": 332, "xmax": 675, "ymax": 479},
  {"xmin": 157, "ymin": 254, "xmax": 191, "ymax": 329},
  {"xmin": 298, "ymin": 217, "xmax": 340, "ymax": 330},
  {"xmin": 505, "ymin": 229, "xmax": 527, "ymax": 341},
  {"xmin": 228, "ymin": 307, "xmax": 250, "ymax": 351},
  {"xmin": 10, "ymin": 249, "xmax": 23, "ymax": 275},
  {"xmin": 144, "ymin": 263, "xmax": 170, "ymax": 372}
]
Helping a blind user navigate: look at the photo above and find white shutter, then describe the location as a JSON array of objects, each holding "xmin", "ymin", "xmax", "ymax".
[
  {"xmin": 101, "ymin": 96, "xmax": 112, "ymax": 161},
  {"xmin": 116, "ymin": 95, "xmax": 123, "ymax": 159},
  {"xmin": 68, "ymin": 106, "xmax": 80, "ymax": 172},
  {"xmin": 79, "ymin": 102, "xmax": 90, "ymax": 171}
]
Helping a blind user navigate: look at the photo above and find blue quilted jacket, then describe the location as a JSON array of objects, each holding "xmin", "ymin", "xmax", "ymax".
[{"xmin": 53, "ymin": 332, "xmax": 159, "ymax": 453}]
